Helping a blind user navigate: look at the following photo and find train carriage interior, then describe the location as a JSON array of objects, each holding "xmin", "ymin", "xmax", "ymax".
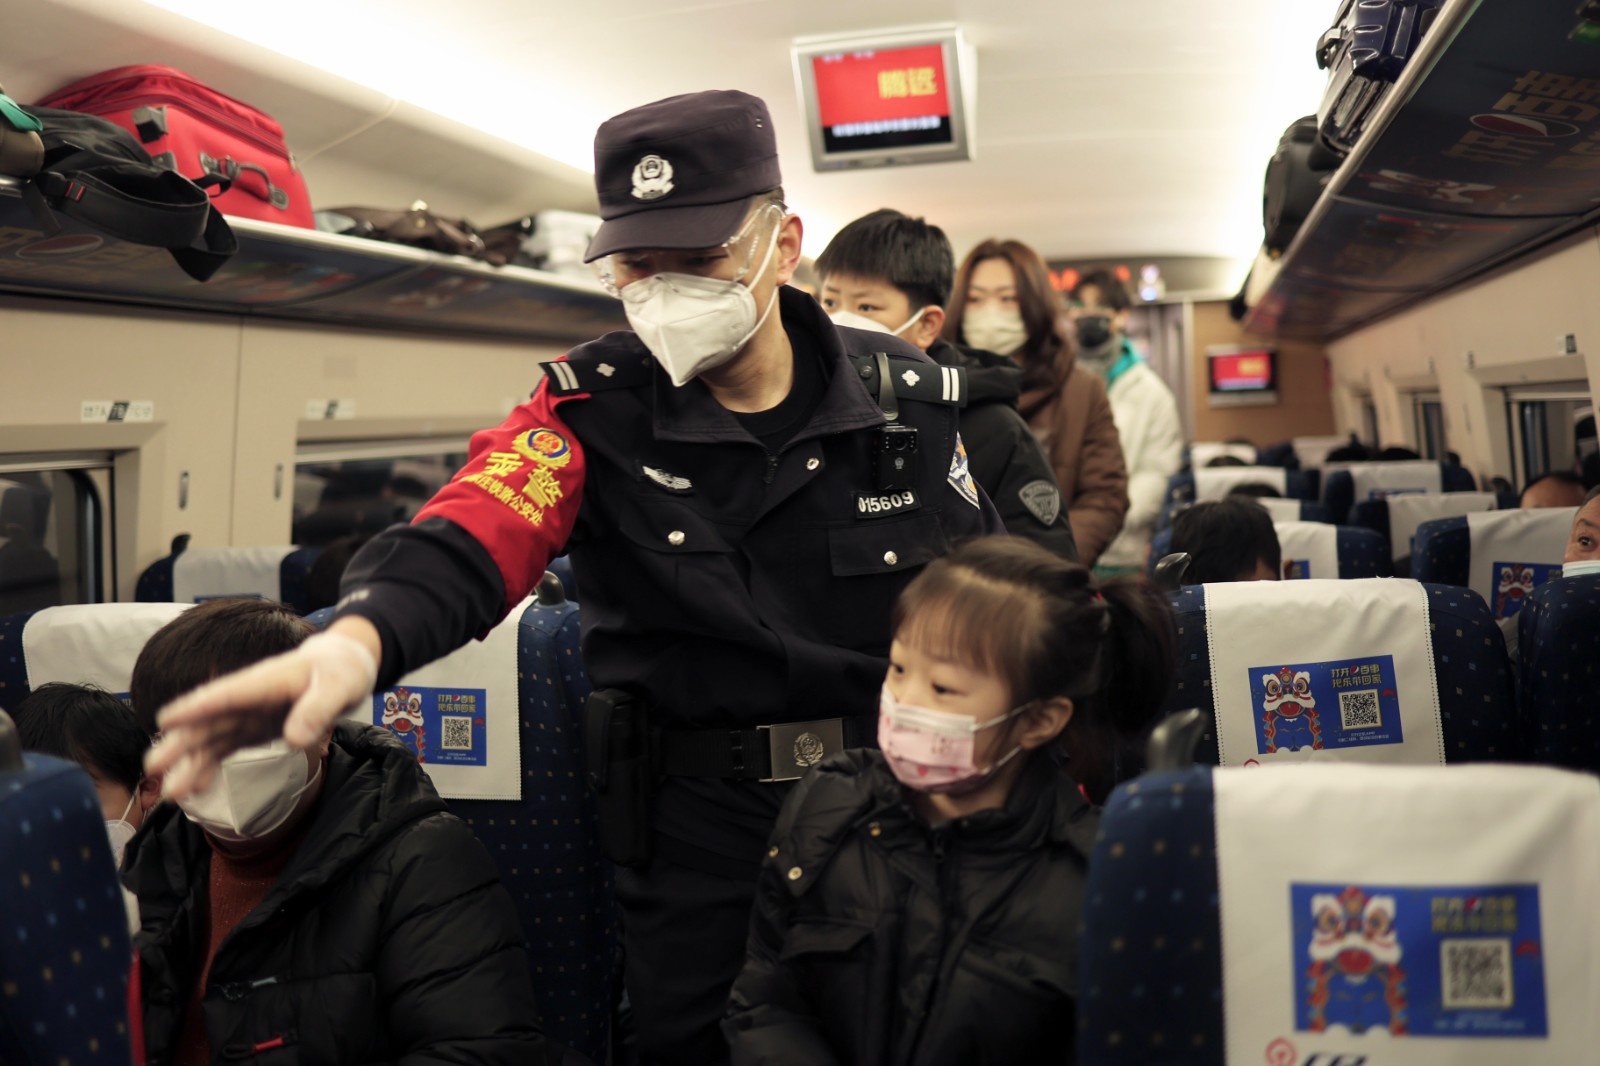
[{"xmin": 3, "ymin": 0, "xmax": 1600, "ymax": 1063}]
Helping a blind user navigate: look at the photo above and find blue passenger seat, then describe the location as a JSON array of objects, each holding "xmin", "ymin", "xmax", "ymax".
[
  {"xmin": 0, "ymin": 602, "xmax": 190, "ymax": 703},
  {"xmin": 337, "ymin": 573, "xmax": 614, "ymax": 1063},
  {"xmin": 1321, "ymin": 461, "xmax": 1476, "ymax": 524},
  {"xmin": 1410, "ymin": 509, "xmax": 1573, "ymax": 622},
  {"xmin": 1146, "ymin": 521, "xmax": 1382, "ymax": 580},
  {"xmin": 1161, "ymin": 582, "xmax": 1523, "ymax": 765},
  {"xmin": 135, "ymin": 538, "xmax": 323, "ymax": 613},
  {"xmin": 0, "ymin": 718, "xmax": 134, "ymax": 1066},
  {"xmin": 1517, "ymin": 572, "xmax": 1600, "ymax": 773},
  {"xmin": 1079, "ymin": 762, "xmax": 1600, "ymax": 1065}
]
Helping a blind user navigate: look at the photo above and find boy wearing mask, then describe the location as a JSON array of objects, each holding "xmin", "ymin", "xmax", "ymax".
[
  {"xmin": 817, "ymin": 209, "xmax": 1079, "ymax": 559},
  {"xmin": 1070, "ymin": 270, "xmax": 1183, "ymax": 577},
  {"xmin": 124, "ymin": 599, "xmax": 553, "ymax": 1065}
]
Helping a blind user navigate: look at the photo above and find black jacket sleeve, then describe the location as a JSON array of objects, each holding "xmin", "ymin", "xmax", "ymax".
[
  {"xmin": 333, "ymin": 517, "xmax": 507, "ymax": 687},
  {"xmin": 960, "ymin": 402, "xmax": 1080, "ymax": 562}
]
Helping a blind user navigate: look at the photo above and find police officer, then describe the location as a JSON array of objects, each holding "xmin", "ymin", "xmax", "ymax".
[{"xmin": 149, "ymin": 90, "xmax": 1002, "ymax": 1064}]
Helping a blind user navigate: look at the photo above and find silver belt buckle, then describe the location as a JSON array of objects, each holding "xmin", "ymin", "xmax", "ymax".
[{"xmin": 758, "ymin": 718, "xmax": 846, "ymax": 782}]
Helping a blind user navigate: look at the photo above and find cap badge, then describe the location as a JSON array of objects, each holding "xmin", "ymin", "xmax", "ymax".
[{"xmin": 631, "ymin": 154, "xmax": 675, "ymax": 201}]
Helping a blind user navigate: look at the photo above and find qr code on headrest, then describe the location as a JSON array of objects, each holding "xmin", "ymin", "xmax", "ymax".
[
  {"xmin": 441, "ymin": 715, "xmax": 474, "ymax": 751},
  {"xmin": 1339, "ymin": 689, "xmax": 1382, "ymax": 730},
  {"xmin": 1442, "ymin": 938, "xmax": 1512, "ymax": 1009}
]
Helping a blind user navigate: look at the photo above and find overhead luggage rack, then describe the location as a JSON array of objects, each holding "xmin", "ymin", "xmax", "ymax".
[
  {"xmin": 1247, "ymin": 0, "xmax": 1600, "ymax": 341},
  {"xmin": 0, "ymin": 176, "xmax": 625, "ymax": 343}
]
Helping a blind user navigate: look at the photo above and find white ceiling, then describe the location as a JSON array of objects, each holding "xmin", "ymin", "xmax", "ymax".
[{"xmin": 10, "ymin": 0, "xmax": 1335, "ymax": 279}]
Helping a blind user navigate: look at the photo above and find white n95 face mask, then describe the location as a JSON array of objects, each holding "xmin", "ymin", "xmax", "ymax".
[
  {"xmin": 961, "ymin": 306, "xmax": 1027, "ymax": 356},
  {"xmin": 105, "ymin": 790, "xmax": 138, "ymax": 866},
  {"xmin": 829, "ymin": 307, "xmax": 926, "ymax": 338},
  {"xmin": 1563, "ymin": 559, "xmax": 1600, "ymax": 578},
  {"xmin": 620, "ymin": 219, "xmax": 782, "ymax": 387},
  {"xmin": 175, "ymin": 740, "xmax": 320, "ymax": 843}
]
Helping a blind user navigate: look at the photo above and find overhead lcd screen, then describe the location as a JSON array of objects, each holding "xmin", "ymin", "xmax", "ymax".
[
  {"xmin": 793, "ymin": 26, "xmax": 975, "ymax": 171},
  {"xmin": 812, "ymin": 45, "xmax": 953, "ymax": 155},
  {"xmin": 1207, "ymin": 346, "xmax": 1278, "ymax": 407}
]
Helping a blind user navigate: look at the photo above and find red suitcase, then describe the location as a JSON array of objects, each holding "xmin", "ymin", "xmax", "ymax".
[{"xmin": 36, "ymin": 65, "xmax": 313, "ymax": 228}]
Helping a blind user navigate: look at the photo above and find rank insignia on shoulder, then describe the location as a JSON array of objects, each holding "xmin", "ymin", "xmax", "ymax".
[
  {"xmin": 850, "ymin": 354, "xmax": 966, "ymax": 406},
  {"xmin": 540, "ymin": 354, "xmax": 653, "ymax": 394}
]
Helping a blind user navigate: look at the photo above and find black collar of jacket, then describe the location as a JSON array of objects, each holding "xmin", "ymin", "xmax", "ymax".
[
  {"xmin": 124, "ymin": 722, "xmax": 449, "ymax": 921},
  {"xmin": 775, "ymin": 747, "xmax": 1097, "ymax": 896},
  {"xmin": 926, "ymin": 338, "xmax": 1025, "ymax": 409}
]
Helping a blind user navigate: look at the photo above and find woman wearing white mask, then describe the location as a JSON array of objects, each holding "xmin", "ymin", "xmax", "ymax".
[
  {"xmin": 944, "ymin": 240, "xmax": 1130, "ymax": 566},
  {"xmin": 725, "ymin": 536, "xmax": 1176, "ymax": 1064},
  {"xmin": 12, "ymin": 682, "xmax": 159, "ymax": 936}
]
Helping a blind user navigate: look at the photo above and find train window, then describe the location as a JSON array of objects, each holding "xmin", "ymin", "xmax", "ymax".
[
  {"xmin": 293, "ymin": 439, "xmax": 468, "ymax": 547},
  {"xmin": 0, "ymin": 455, "xmax": 112, "ymax": 613},
  {"xmin": 1411, "ymin": 393, "xmax": 1446, "ymax": 460},
  {"xmin": 1501, "ymin": 383, "xmax": 1592, "ymax": 487}
]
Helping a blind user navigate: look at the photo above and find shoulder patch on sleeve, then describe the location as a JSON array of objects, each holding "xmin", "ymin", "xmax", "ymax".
[
  {"xmin": 948, "ymin": 434, "xmax": 980, "ymax": 509},
  {"xmin": 850, "ymin": 354, "xmax": 967, "ymax": 406},
  {"xmin": 540, "ymin": 353, "xmax": 655, "ymax": 394},
  {"xmin": 1018, "ymin": 479, "xmax": 1061, "ymax": 527}
]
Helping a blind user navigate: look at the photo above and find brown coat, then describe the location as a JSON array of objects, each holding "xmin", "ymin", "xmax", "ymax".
[{"xmin": 1019, "ymin": 359, "xmax": 1129, "ymax": 566}]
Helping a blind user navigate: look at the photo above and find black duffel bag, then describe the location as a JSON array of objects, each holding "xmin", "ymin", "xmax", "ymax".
[
  {"xmin": 16, "ymin": 104, "xmax": 237, "ymax": 281},
  {"xmin": 1263, "ymin": 115, "xmax": 1335, "ymax": 256}
]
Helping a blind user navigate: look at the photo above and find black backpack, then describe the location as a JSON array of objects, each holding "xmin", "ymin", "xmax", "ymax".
[{"xmin": 17, "ymin": 105, "xmax": 237, "ymax": 281}]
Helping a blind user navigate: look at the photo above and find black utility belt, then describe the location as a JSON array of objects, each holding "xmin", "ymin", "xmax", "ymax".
[{"xmin": 657, "ymin": 717, "xmax": 870, "ymax": 782}]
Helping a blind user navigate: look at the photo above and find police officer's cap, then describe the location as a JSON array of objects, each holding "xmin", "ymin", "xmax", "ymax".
[{"xmin": 584, "ymin": 89, "xmax": 782, "ymax": 263}]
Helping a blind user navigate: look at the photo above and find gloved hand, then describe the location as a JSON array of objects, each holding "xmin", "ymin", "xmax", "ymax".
[{"xmin": 148, "ymin": 625, "xmax": 379, "ymax": 797}]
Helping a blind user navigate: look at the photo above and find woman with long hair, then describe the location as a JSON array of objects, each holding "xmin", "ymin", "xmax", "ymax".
[{"xmin": 945, "ymin": 239, "xmax": 1129, "ymax": 565}]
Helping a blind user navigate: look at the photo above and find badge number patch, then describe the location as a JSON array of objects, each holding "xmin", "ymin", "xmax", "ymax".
[{"xmin": 856, "ymin": 489, "xmax": 919, "ymax": 519}]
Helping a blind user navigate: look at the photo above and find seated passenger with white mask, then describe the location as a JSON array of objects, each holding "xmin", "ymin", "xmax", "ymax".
[
  {"xmin": 123, "ymin": 599, "xmax": 554, "ymax": 1066},
  {"xmin": 12, "ymin": 681, "xmax": 158, "ymax": 935}
]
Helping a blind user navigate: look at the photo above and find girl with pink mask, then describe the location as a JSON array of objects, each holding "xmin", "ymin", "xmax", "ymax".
[{"xmin": 724, "ymin": 535, "xmax": 1176, "ymax": 1065}]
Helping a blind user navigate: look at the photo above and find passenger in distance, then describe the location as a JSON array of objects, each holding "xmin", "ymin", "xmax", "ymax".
[
  {"xmin": 1068, "ymin": 270, "xmax": 1184, "ymax": 579},
  {"xmin": 1520, "ymin": 470, "xmax": 1587, "ymax": 509},
  {"xmin": 724, "ymin": 536, "xmax": 1176, "ymax": 1064},
  {"xmin": 944, "ymin": 239, "xmax": 1129, "ymax": 565},
  {"xmin": 1168, "ymin": 498, "xmax": 1283, "ymax": 583},
  {"xmin": 12, "ymin": 681, "xmax": 158, "ymax": 934},
  {"xmin": 124, "ymin": 600, "xmax": 552, "ymax": 1065},
  {"xmin": 817, "ymin": 208, "xmax": 1079, "ymax": 559},
  {"xmin": 1562, "ymin": 485, "xmax": 1600, "ymax": 571}
]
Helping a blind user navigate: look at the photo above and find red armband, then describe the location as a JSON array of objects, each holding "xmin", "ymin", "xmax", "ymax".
[{"xmin": 414, "ymin": 375, "xmax": 588, "ymax": 615}]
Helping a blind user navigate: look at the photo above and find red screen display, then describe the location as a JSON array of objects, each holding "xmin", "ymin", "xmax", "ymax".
[
  {"xmin": 1210, "ymin": 350, "xmax": 1275, "ymax": 392},
  {"xmin": 812, "ymin": 44, "xmax": 951, "ymax": 127}
]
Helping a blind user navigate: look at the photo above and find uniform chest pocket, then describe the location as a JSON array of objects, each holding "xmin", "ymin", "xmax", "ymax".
[
  {"xmin": 618, "ymin": 498, "xmax": 736, "ymax": 554},
  {"xmin": 827, "ymin": 513, "xmax": 947, "ymax": 576},
  {"xmin": 779, "ymin": 917, "xmax": 874, "ymax": 962}
]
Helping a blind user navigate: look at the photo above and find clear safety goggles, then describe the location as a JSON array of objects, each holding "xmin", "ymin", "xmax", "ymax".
[{"xmin": 596, "ymin": 203, "xmax": 781, "ymax": 297}]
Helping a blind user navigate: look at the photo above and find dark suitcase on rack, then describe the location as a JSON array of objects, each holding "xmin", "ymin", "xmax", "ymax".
[
  {"xmin": 1263, "ymin": 116, "xmax": 1334, "ymax": 256},
  {"xmin": 1315, "ymin": 0, "xmax": 1444, "ymax": 158},
  {"xmin": 35, "ymin": 65, "xmax": 313, "ymax": 228}
]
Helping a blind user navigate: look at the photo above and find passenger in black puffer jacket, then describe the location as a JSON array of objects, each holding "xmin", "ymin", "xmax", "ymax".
[
  {"xmin": 725, "ymin": 536, "xmax": 1177, "ymax": 1065},
  {"xmin": 121, "ymin": 599, "xmax": 556, "ymax": 1066}
]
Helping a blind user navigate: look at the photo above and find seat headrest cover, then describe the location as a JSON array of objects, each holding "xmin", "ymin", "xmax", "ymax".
[
  {"xmin": 1275, "ymin": 520, "xmax": 1340, "ymax": 580},
  {"xmin": 346, "ymin": 596, "xmax": 530, "ymax": 801},
  {"xmin": 1256, "ymin": 496, "xmax": 1305, "ymax": 523},
  {"xmin": 1388, "ymin": 492, "xmax": 1497, "ymax": 564},
  {"xmin": 171, "ymin": 545, "xmax": 296, "ymax": 603},
  {"xmin": 1215, "ymin": 763, "xmax": 1600, "ymax": 1061},
  {"xmin": 1344, "ymin": 460, "xmax": 1442, "ymax": 501},
  {"xmin": 22, "ymin": 602, "xmax": 190, "ymax": 694},
  {"xmin": 1194, "ymin": 465, "xmax": 1288, "ymax": 501},
  {"xmin": 1467, "ymin": 509, "xmax": 1577, "ymax": 622},
  {"xmin": 1203, "ymin": 579, "xmax": 1443, "ymax": 767}
]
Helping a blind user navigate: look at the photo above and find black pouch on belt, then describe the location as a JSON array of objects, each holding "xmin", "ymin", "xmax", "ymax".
[{"xmin": 584, "ymin": 689, "xmax": 653, "ymax": 868}]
